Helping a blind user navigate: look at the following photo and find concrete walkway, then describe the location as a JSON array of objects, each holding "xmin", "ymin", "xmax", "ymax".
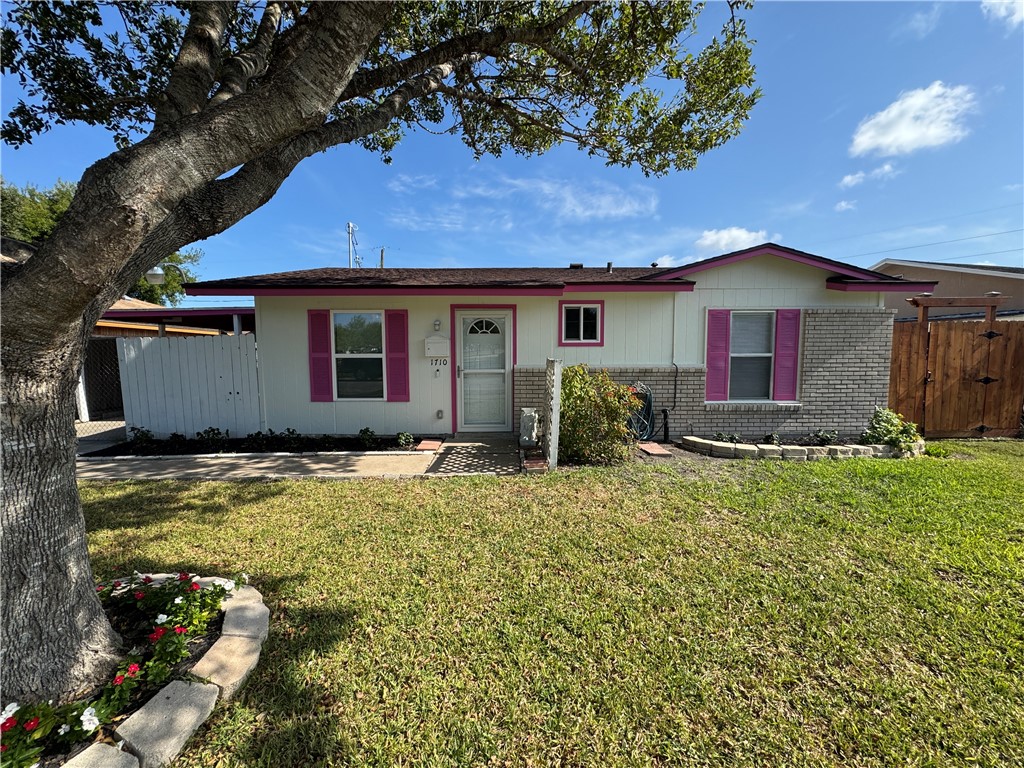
[{"xmin": 77, "ymin": 433, "xmax": 522, "ymax": 480}]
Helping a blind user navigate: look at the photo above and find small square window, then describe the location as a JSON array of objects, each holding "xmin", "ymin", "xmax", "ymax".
[{"xmin": 560, "ymin": 302, "xmax": 603, "ymax": 345}]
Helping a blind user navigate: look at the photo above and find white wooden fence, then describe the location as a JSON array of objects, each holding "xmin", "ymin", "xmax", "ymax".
[{"xmin": 117, "ymin": 335, "xmax": 261, "ymax": 438}]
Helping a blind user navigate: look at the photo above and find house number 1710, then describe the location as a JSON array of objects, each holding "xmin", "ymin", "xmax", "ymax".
[{"xmin": 430, "ymin": 358, "xmax": 448, "ymax": 366}]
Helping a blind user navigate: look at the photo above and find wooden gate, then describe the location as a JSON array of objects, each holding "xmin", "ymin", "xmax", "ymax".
[{"xmin": 890, "ymin": 320, "xmax": 1024, "ymax": 437}]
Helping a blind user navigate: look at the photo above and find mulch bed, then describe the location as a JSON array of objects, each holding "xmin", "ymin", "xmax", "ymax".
[{"xmin": 83, "ymin": 434, "xmax": 411, "ymax": 457}]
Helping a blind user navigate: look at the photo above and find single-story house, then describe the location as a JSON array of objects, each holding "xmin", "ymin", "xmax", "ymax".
[
  {"xmin": 869, "ymin": 259, "xmax": 1024, "ymax": 321},
  {"xmin": 186, "ymin": 243, "xmax": 936, "ymax": 440}
]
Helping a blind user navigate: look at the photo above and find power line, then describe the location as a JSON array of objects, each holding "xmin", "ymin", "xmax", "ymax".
[
  {"xmin": 842, "ymin": 228, "xmax": 1023, "ymax": 259},
  {"xmin": 808, "ymin": 203, "xmax": 1023, "ymax": 249},
  {"xmin": 925, "ymin": 248, "xmax": 1023, "ymax": 263}
]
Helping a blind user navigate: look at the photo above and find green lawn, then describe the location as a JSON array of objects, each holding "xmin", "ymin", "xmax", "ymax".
[{"xmin": 81, "ymin": 441, "xmax": 1024, "ymax": 767}]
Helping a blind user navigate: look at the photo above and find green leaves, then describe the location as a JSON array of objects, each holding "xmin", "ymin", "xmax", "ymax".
[{"xmin": 559, "ymin": 364, "xmax": 639, "ymax": 465}]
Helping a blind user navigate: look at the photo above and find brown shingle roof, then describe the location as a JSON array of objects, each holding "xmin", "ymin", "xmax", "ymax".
[{"xmin": 189, "ymin": 266, "xmax": 688, "ymax": 290}]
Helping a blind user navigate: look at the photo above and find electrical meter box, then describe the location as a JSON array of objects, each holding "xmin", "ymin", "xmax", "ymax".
[{"xmin": 424, "ymin": 335, "xmax": 450, "ymax": 357}]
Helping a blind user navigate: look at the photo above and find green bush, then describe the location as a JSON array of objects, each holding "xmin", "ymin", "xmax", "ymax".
[
  {"xmin": 558, "ymin": 365, "xmax": 639, "ymax": 465},
  {"xmin": 860, "ymin": 407, "xmax": 920, "ymax": 453},
  {"xmin": 397, "ymin": 431, "xmax": 415, "ymax": 449}
]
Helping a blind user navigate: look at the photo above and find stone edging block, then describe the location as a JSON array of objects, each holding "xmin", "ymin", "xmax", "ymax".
[
  {"xmin": 676, "ymin": 437, "xmax": 925, "ymax": 462},
  {"xmin": 114, "ymin": 681, "xmax": 219, "ymax": 768},
  {"xmin": 189, "ymin": 634, "xmax": 263, "ymax": 701},
  {"xmin": 64, "ymin": 743, "xmax": 140, "ymax": 768}
]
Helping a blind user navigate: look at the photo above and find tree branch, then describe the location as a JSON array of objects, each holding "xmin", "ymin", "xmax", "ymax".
[
  {"xmin": 341, "ymin": 1, "xmax": 596, "ymax": 100},
  {"xmin": 154, "ymin": 3, "xmax": 232, "ymax": 128},
  {"xmin": 208, "ymin": 2, "xmax": 284, "ymax": 108}
]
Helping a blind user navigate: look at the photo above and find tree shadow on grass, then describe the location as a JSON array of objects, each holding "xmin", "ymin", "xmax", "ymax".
[
  {"xmin": 80, "ymin": 478, "xmax": 290, "ymax": 532},
  {"xmin": 195, "ymin": 604, "xmax": 362, "ymax": 767}
]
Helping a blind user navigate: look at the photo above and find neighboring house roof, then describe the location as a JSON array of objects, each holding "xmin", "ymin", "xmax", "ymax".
[
  {"xmin": 110, "ymin": 297, "xmax": 166, "ymax": 310},
  {"xmin": 188, "ymin": 243, "xmax": 936, "ymax": 296},
  {"xmin": 102, "ymin": 305, "xmax": 256, "ymax": 334},
  {"xmin": 869, "ymin": 258, "xmax": 1024, "ymax": 279}
]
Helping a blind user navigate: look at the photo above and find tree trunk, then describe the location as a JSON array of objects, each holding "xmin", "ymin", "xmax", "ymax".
[{"xmin": 1, "ymin": 325, "xmax": 122, "ymax": 703}]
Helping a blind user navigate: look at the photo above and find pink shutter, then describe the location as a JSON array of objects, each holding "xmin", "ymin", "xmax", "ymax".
[
  {"xmin": 385, "ymin": 310, "xmax": 410, "ymax": 402},
  {"xmin": 308, "ymin": 310, "xmax": 333, "ymax": 402},
  {"xmin": 705, "ymin": 309, "xmax": 731, "ymax": 401},
  {"xmin": 773, "ymin": 309, "xmax": 801, "ymax": 401}
]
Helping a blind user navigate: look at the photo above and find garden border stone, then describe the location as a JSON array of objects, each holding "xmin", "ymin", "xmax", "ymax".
[
  {"xmin": 676, "ymin": 437, "xmax": 926, "ymax": 460},
  {"xmin": 75, "ymin": 576, "xmax": 272, "ymax": 768}
]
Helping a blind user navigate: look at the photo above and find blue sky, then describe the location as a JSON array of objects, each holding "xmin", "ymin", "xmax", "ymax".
[{"xmin": 2, "ymin": 1, "xmax": 1022, "ymax": 308}]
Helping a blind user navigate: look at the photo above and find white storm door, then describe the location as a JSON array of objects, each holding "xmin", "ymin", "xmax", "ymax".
[{"xmin": 456, "ymin": 311, "xmax": 512, "ymax": 431}]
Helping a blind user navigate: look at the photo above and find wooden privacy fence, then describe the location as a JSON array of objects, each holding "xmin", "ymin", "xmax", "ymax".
[
  {"xmin": 117, "ymin": 335, "xmax": 261, "ymax": 438},
  {"xmin": 889, "ymin": 320, "xmax": 1024, "ymax": 437}
]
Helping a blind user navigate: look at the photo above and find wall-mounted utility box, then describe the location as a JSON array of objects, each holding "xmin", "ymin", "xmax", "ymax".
[{"xmin": 424, "ymin": 335, "xmax": 450, "ymax": 357}]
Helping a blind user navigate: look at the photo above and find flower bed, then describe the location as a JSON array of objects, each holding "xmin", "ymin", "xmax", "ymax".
[
  {"xmin": 1, "ymin": 573, "xmax": 234, "ymax": 768},
  {"xmin": 677, "ymin": 435, "xmax": 925, "ymax": 460}
]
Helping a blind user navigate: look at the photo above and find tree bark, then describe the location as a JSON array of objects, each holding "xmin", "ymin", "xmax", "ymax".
[{"xmin": 1, "ymin": 321, "xmax": 122, "ymax": 703}]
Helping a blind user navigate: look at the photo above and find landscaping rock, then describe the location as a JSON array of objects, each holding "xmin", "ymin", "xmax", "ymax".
[
  {"xmin": 805, "ymin": 446, "xmax": 829, "ymax": 461},
  {"xmin": 781, "ymin": 446, "xmax": 807, "ymax": 461},
  {"xmin": 850, "ymin": 445, "xmax": 874, "ymax": 457},
  {"xmin": 677, "ymin": 436, "xmax": 710, "ymax": 454},
  {"xmin": 190, "ymin": 634, "xmax": 262, "ymax": 700},
  {"xmin": 733, "ymin": 443, "xmax": 759, "ymax": 459},
  {"xmin": 222, "ymin": 599, "xmax": 270, "ymax": 642},
  {"xmin": 867, "ymin": 444, "xmax": 892, "ymax": 457},
  {"xmin": 756, "ymin": 444, "xmax": 783, "ymax": 459},
  {"xmin": 828, "ymin": 446, "xmax": 853, "ymax": 459},
  {"xmin": 708, "ymin": 440, "xmax": 736, "ymax": 458},
  {"xmin": 222, "ymin": 585, "xmax": 264, "ymax": 607},
  {"xmin": 115, "ymin": 681, "xmax": 219, "ymax": 768},
  {"xmin": 64, "ymin": 743, "xmax": 140, "ymax": 768}
]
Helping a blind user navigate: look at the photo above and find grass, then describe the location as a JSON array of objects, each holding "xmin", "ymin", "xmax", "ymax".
[{"xmin": 81, "ymin": 440, "xmax": 1024, "ymax": 767}]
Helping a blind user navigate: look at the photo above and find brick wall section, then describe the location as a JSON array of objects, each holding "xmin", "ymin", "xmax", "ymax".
[{"xmin": 514, "ymin": 308, "xmax": 894, "ymax": 440}]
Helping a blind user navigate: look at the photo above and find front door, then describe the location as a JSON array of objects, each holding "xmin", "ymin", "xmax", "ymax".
[{"xmin": 456, "ymin": 310, "xmax": 512, "ymax": 431}]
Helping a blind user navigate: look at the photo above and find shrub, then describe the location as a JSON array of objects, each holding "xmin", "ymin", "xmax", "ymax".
[
  {"xmin": 195, "ymin": 426, "xmax": 229, "ymax": 451},
  {"xmin": 713, "ymin": 432, "xmax": 743, "ymax": 443},
  {"xmin": 358, "ymin": 427, "xmax": 378, "ymax": 450},
  {"xmin": 558, "ymin": 365, "xmax": 639, "ymax": 465},
  {"xmin": 809, "ymin": 428, "xmax": 838, "ymax": 446},
  {"xmin": 762, "ymin": 432, "xmax": 781, "ymax": 446},
  {"xmin": 860, "ymin": 407, "xmax": 920, "ymax": 453},
  {"xmin": 397, "ymin": 431, "xmax": 415, "ymax": 449},
  {"xmin": 128, "ymin": 426, "xmax": 154, "ymax": 444}
]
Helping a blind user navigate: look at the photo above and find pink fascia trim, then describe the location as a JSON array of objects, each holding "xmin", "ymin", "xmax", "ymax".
[
  {"xmin": 557, "ymin": 299, "xmax": 605, "ymax": 347},
  {"xmin": 186, "ymin": 284, "xmax": 693, "ymax": 297},
  {"xmin": 448, "ymin": 304, "xmax": 518, "ymax": 434},
  {"xmin": 103, "ymin": 307, "xmax": 255, "ymax": 317},
  {"xmin": 653, "ymin": 245, "xmax": 882, "ymax": 282},
  {"xmin": 826, "ymin": 280, "xmax": 938, "ymax": 292}
]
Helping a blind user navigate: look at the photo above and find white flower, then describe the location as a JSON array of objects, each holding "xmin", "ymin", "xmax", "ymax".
[
  {"xmin": 173, "ymin": 596, "xmax": 183, "ymax": 604},
  {"xmin": 241, "ymin": 573, "xmax": 250, "ymax": 584},
  {"xmin": 223, "ymin": 580, "xmax": 236, "ymax": 592},
  {"xmin": 80, "ymin": 706, "xmax": 100, "ymax": 731},
  {"xmin": 155, "ymin": 613, "xmax": 169, "ymax": 624},
  {"xmin": 58, "ymin": 724, "xmax": 70, "ymax": 735},
  {"xmin": 2, "ymin": 702, "xmax": 20, "ymax": 719}
]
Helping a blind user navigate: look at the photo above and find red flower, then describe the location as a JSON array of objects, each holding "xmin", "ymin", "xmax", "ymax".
[
  {"xmin": 142, "ymin": 575, "xmax": 153, "ymax": 584},
  {"xmin": 148, "ymin": 626, "xmax": 167, "ymax": 643},
  {"xmin": 189, "ymin": 582, "xmax": 201, "ymax": 591},
  {"xmin": 134, "ymin": 591, "xmax": 145, "ymax": 600},
  {"xmin": 113, "ymin": 580, "xmax": 122, "ymax": 588},
  {"xmin": 113, "ymin": 675, "xmax": 125, "ymax": 685},
  {"xmin": 23, "ymin": 717, "xmax": 40, "ymax": 731},
  {"xmin": 1, "ymin": 716, "xmax": 16, "ymax": 732},
  {"xmin": 1, "ymin": 743, "xmax": 7, "ymax": 752},
  {"xmin": 174, "ymin": 626, "xmax": 188, "ymax": 634},
  {"xmin": 177, "ymin": 572, "xmax": 190, "ymax": 581},
  {"xmin": 127, "ymin": 663, "xmax": 140, "ymax": 676},
  {"xmin": 96, "ymin": 585, "xmax": 105, "ymax": 592}
]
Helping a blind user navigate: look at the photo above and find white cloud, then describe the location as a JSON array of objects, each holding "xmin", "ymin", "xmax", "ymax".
[
  {"xmin": 897, "ymin": 4, "xmax": 943, "ymax": 38},
  {"xmin": 386, "ymin": 174, "xmax": 438, "ymax": 194},
  {"xmin": 834, "ymin": 200, "xmax": 857, "ymax": 212},
  {"xmin": 839, "ymin": 171, "xmax": 866, "ymax": 189},
  {"xmin": 981, "ymin": 0, "xmax": 1024, "ymax": 30},
  {"xmin": 839, "ymin": 162, "xmax": 900, "ymax": 188},
  {"xmin": 850, "ymin": 81, "xmax": 976, "ymax": 157},
  {"xmin": 695, "ymin": 227, "xmax": 769, "ymax": 252},
  {"xmin": 1004, "ymin": 182, "xmax": 1023, "ymax": 191},
  {"xmin": 453, "ymin": 176, "xmax": 657, "ymax": 222},
  {"xmin": 387, "ymin": 204, "xmax": 514, "ymax": 234}
]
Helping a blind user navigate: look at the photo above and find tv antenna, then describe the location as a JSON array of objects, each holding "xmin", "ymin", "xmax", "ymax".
[{"xmin": 346, "ymin": 222, "xmax": 361, "ymax": 268}]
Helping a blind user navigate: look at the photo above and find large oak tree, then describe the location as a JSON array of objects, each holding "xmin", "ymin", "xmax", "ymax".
[{"xmin": 0, "ymin": 1, "xmax": 758, "ymax": 703}]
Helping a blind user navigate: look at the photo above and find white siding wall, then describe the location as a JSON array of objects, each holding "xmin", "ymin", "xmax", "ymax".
[{"xmin": 254, "ymin": 257, "xmax": 883, "ymax": 435}]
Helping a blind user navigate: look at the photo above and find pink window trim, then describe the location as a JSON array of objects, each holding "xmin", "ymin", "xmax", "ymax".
[
  {"xmin": 307, "ymin": 309, "xmax": 333, "ymax": 402},
  {"xmin": 384, "ymin": 309, "xmax": 410, "ymax": 402},
  {"xmin": 557, "ymin": 299, "xmax": 605, "ymax": 347}
]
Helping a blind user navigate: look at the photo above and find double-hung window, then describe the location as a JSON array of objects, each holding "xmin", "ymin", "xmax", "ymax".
[
  {"xmin": 559, "ymin": 301, "xmax": 603, "ymax": 346},
  {"xmin": 729, "ymin": 312, "xmax": 775, "ymax": 399},
  {"xmin": 706, "ymin": 309, "xmax": 801, "ymax": 402},
  {"xmin": 333, "ymin": 311, "xmax": 384, "ymax": 399}
]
